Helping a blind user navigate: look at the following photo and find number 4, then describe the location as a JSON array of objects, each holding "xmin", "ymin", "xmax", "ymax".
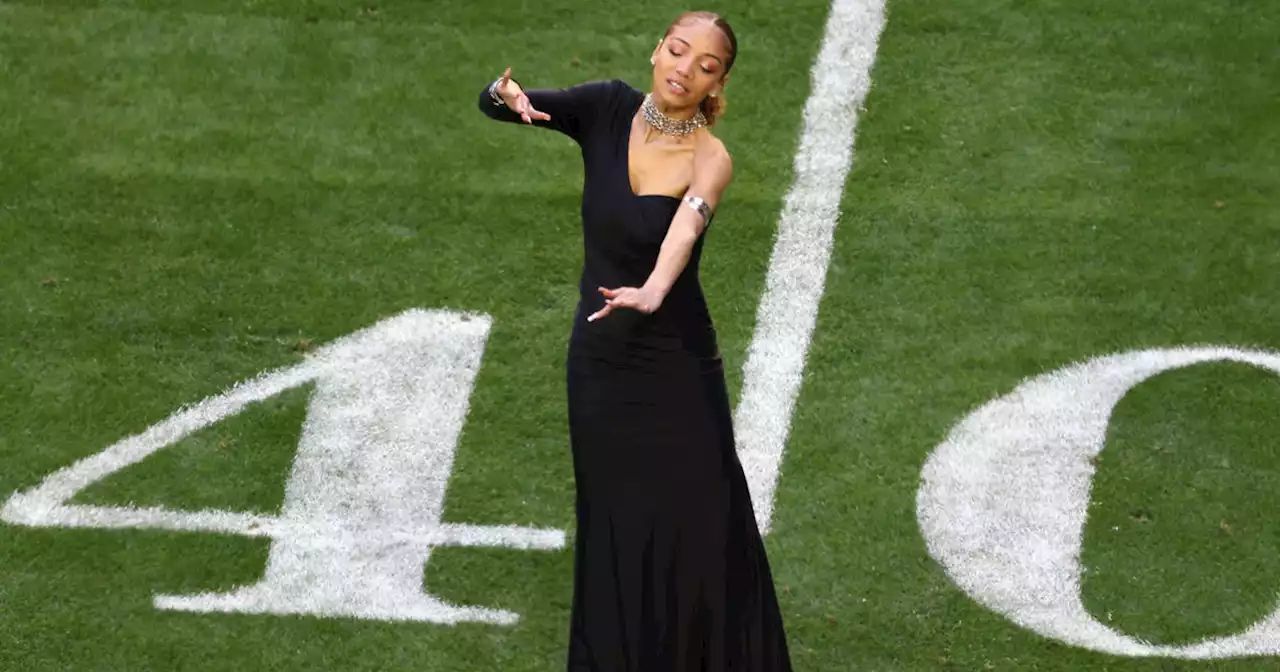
[{"xmin": 3, "ymin": 309, "xmax": 562, "ymax": 625}]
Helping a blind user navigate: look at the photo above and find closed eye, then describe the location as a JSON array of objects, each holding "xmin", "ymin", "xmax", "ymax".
[{"xmin": 669, "ymin": 47, "xmax": 719, "ymax": 74}]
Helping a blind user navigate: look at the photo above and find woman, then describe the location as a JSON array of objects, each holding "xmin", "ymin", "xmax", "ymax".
[{"xmin": 478, "ymin": 11, "xmax": 792, "ymax": 670}]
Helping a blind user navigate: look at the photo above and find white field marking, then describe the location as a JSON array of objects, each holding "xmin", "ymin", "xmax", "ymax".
[
  {"xmin": 733, "ymin": 0, "xmax": 887, "ymax": 535},
  {"xmin": 0, "ymin": 0, "xmax": 889, "ymax": 623},
  {"xmin": 917, "ymin": 346, "xmax": 1280, "ymax": 659},
  {"xmin": 2, "ymin": 309, "xmax": 563, "ymax": 626}
]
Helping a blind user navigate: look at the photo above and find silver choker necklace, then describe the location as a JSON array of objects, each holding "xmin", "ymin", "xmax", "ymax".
[{"xmin": 641, "ymin": 93, "xmax": 707, "ymax": 136}]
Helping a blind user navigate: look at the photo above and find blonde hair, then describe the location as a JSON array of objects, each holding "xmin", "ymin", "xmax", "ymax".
[{"xmin": 664, "ymin": 11, "xmax": 738, "ymax": 126}]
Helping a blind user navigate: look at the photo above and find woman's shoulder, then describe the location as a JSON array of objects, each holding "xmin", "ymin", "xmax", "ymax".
[
  {"xmin": 608, "ymin": 79, "xmax": 644, "ymax": 110},
  {"xmin": 694, "ymin": 131, "xmax": 730, "ymax": 162},
  {"xmin": 565, "ymin": 78, "xmax": 639, "ymax": 115},
  {"xmin": 611, "ymin": 78, "xmax": 642, "ymax": 96},
  {"xmin": 692, "ymin": 131, "xmax": 733, "ymax": 184},
  {"xmin": 571, "ymin": 78, "xmax": 638, "ymax": 99}
]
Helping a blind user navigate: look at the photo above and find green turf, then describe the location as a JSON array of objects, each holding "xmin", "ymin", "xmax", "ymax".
[
  {"xmin": 773, "ymin": 0, "xmax": 1278, "ymax": 667},
  {"xmin": 0, "ymin": 0, "xmax": 826, "ymax": 669},
  {"xmin": 1084, "ymin": 362, "xmax": 1280, "ymax": 646},
  {"xmin": 72, "ymin": 383, "xmax": 310, "ymax": 513},
  {"xmin": 1, "ymin": 0, "xmax": 1278, "ymax": 668}
]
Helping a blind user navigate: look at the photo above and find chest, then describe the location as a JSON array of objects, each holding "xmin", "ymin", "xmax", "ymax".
[
  {"xmin": 626, "ymin": 123, "xmax": 697, "ymax": 199},
  {"xmin": 578, "ymin": 104, "xmax": 697, "ymax": 249}
]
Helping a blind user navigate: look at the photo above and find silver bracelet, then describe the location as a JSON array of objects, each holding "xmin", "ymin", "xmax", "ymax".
[
  {"xmin": 683, "ymin": 195, "xmax": 712, "ymax": 221},
  {"xmin": 488, "ymin": 77, "xmax": 506, "ymax": 107}
]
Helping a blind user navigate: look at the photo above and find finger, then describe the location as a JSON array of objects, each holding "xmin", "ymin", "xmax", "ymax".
[
  {"xmin": 519, "ymin": 102, "xmax": 548, "ymax": 121},
  {"xmin": 606, "ymin": 296, "xmax": 636, "ymax": 310},
  {"xmin": 501, "ymin": 67, "xmax": 511, "ymax": 86},
  {"xmin": 587, "ymin": 304, "xmax": 614, "ymax": 322},
  {"xmin": 515, "ymin": 98, "xmax": 536, "ymax": 124}
]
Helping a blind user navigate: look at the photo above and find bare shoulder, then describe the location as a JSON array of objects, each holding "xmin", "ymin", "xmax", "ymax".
[
  {"xmin": 696, "ymin": 133, "xmax": 732, "ymax": 165},
  {"xmin": 693, "ymin": 132, "xmax": 733, "ymax": 187}
]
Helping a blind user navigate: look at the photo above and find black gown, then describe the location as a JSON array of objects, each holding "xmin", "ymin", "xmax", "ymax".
[{"xmin": 479, "ymin": 78, "xmax": 792, "ymax": 671}]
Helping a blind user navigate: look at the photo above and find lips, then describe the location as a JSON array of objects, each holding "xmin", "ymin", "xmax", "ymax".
[{"xmin": 666, "ymin": 79, "xmax": 689, "ymax": 95}]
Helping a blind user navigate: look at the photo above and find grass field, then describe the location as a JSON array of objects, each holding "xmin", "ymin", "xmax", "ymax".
[{"xmin": 2, "ymin": 0, "xmax": 1278, "ymax": 669}]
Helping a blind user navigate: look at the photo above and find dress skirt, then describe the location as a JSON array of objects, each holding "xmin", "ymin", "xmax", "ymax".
[{"xmin": 564, "ymin": 342, "xmax": 792, "ymax": 671}]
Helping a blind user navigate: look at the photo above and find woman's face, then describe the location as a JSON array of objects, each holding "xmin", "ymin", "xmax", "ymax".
[{"xmin": 650, "ymin": 19, "xmax": 731, "ymax": 109}]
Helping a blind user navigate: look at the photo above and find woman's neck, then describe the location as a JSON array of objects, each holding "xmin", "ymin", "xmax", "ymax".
[{"xmin": 650, "ymin": 93, "xmax": 699, "ymax": 121}]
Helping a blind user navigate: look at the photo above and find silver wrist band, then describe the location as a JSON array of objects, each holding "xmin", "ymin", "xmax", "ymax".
[
  {"xmin": 683, "ymin": 195, "xmax": 712, "ymax": 222},
  {"xmin": 488, "ymin": 77, "xmax": 506, "ymax": 106}
]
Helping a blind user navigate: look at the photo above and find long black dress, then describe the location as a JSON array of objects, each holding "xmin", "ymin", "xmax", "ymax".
[{"xmin": 479, "ymin": 78, "xmax": 791, "ymax": 671}]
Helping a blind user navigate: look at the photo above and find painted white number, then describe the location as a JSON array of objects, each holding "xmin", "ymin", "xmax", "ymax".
[
  {"xmin": 917, "ymin": 346, "xmax": 1280, "ymax": 658},
  {"xmin": 1, "ymin": 0, "xmax": 892, "ymax": 625},
  {"xmin": 2, "ymin": 309, "xmax": 563, "ymax": 625}
]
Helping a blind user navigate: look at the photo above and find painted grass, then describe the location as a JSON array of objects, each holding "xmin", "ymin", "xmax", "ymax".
[
  {"xmin": 779, "ymin": 0, "xmax": 1279, "ymax": 667},
  {"xmin": 0, "ymin": 0, "xmax": 825, "ymax": 669},
  {"xmin": 1, "ymin": 0, "xmax": 1278, "ymax": 669}
]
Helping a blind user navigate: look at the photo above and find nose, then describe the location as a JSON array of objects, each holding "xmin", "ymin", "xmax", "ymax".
[{"xmin": 675, "ymin": 58, "xmax": 692, "ymax": 77}]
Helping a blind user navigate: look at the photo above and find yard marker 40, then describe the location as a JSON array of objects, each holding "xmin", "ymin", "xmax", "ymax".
[{"xmin": 1, "ymin": 0, "xmax": 888, "ymax": 626}]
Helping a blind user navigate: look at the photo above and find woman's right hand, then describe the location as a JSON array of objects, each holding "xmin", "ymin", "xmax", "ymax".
[{"xmin": 497, "ymin": 67, "xmax": 552, "ymax": 124}]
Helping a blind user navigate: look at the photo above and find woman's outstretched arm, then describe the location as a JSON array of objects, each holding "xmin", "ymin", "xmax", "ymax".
[{"xmin": 478, "ymin": 67, "xmax": 616, "ymax": 143}]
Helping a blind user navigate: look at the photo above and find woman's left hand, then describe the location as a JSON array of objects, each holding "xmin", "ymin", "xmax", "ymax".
[{"xmin": 587, "ymin": 286, "xmax": 664, "ymax": 322}]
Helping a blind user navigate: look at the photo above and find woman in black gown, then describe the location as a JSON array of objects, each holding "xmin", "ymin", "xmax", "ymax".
[{"xmin": 478, "ymin": 11, "xmax": 792, "ymax": 671}]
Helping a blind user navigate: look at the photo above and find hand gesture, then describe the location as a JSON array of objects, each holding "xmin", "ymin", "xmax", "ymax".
[
  {"xmin": 587, "ymin": 286, "xmax": 663, "ymax": 322},
  {"xmin": 497, "ymin": 67, "xmax": 551, "ymax": 125}
]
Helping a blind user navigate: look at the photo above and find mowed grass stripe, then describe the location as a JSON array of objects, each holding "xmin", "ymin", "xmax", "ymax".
[
  {"xmin": 0, "ymin": 2, "xmax": 820, "ymax": 190},
  {"xmin": 0, "ymin": 2, "xmax": 586, "ymax": 188},
  {"xmin": 0, "ymin": 0, "xmax": 802, "ymax": 37}
]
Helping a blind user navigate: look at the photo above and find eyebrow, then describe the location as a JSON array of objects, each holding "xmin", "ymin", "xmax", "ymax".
[{"xmin": 669, "ymin": 37, "xmax": 725, "ymax": 64}]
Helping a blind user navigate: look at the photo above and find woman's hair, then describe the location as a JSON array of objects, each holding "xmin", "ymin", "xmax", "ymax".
[{"xmin": 664, "ymin": 11, "xmax": 738, "ymax": 126}]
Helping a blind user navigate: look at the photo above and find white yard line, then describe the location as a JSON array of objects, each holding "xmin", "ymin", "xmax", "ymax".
[{"xmin": 735, "ymin": 0, "xmax": 887, "ymax": 534}]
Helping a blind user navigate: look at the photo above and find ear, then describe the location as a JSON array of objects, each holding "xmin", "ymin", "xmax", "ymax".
[{"xmin": 712, "ymin": 73, "xmax": 730, "ymax": 96}]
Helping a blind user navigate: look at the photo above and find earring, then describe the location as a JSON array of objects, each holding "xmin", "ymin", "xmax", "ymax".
[
  {"xmin": 710, "ymin": 91, "xmax": 719, "ymax": 98},
  {"xmin": 650, "ymin": 57, "xmax": 655, "ymax": 65}
]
